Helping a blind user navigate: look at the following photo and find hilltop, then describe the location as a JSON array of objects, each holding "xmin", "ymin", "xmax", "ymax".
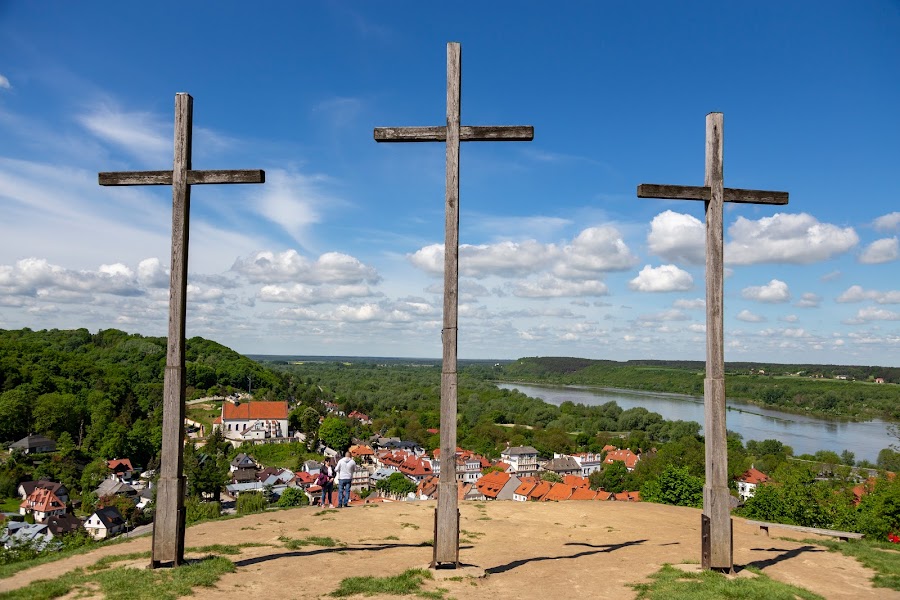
[{"xmin": 1, "ymin": 500, "xmax": 894, "ymax": 600}]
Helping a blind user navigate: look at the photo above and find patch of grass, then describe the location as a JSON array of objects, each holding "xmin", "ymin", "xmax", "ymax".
[
  {"xmin": 476, "ymin": 517, "xmax": 491, "ymax": 521},
  {"xmin": 314, "ymin": 509, "xmax": 339, "ymax": 516},
  {"xmin": 630, "ymin": 564, "xmax": 822, "ymax": 600},
  {"xmin": 460, "ymin": 530, "xmax": 484, "ymax": 539},
  {"xmin": 401, "ymin": 522, "xmax": 420, "ymax": 530},
  {"xmin": 384, "ymin": 535, "xmax": 399, "ymax": 540},
  {"xmin": 240, "ymin": 526, "xmax": 257, "ymax": 530},
  {"xmin": 278, "ymin": 535, "xmax": 343, "ymax": 549},
  {"xmin": 0, "ymin": 497, "xmax": 21, "ymax": 512},
  {"xmin": 0, "ymin": 555, "xmax": 235, "ymax": 600},
  {"xmin": 815, "ymin": 538, "xmax": 900, "ymax": 590},
  {"xmin": 0, "ymin": 533, "xmax": 135, "ymax": 579},
  {"xmin": 329, "ymin": 568, "xmax": 445, "ymax": 598}
]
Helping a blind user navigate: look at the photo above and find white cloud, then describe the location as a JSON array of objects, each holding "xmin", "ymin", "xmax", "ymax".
[
  {"xmin": 836, "ymin": 285, "xmax": 900, "ymax": 304},
  {"xmin": 647, "ymin": 211, "xmax": 704, "ymax": 265},
  {"xmin": 628, "ymin": 265, "xmax": 693, "ymax": 292},
  {"xmin": 795, "ymin": 292, "xmax": 821, "ymax": 308},
  {"xmin": 821, "ymin": 270, "xmax": 841, "ymax": 282},
  {"xmin": 736, "ymin": 309, "xmax": 766, "ymax": 323},
  {"xmin": 258, "ymin": 282, "xmax": 378, "ymax": 305},
  {"xmin": 252, "ymin": 169, "xmax": 334, "ymax": 247},
  {"xmin": 0, "ymin": 74, "xmax": 10, "ymax": 89},
  {"xmin": 873, "ymin": 212, "xmax": 900, "ymax": 232},
  {"xmin": 779, "ymin": 314, "xmax": 799, "ymax": 323},
  {"xmin": 673, "ymin": 298, "xmax": 705, "ymax": 309},
  {"xmin": 859, "ymin": 237, "xmax": 899, "ymax": 264},
  {"xmin": 725, "ymin": 213, "xmax": 858, "ymax": 265},
  {"xmin": 636, "ymin": 309, "xmax": 690, "ymax": 322},
  {"xmin": 742, "ymin": 279, "xmax": 790, "ymax": 303},
  {"xmin": 845, "ymin": 307, "xmax": 900, "ymax": 323},
  {"xmin": 512, "ymin": 276, "xmax": 609, "ymax": 298},
  {"xmin": 409, "ymin": 225, "xmax": 637, "ymax": 280},
  {"xmin": 232, "ymin": 249, "xmax": 380, "ymax": 285},
  {"xmin": 78, "ymin": 104, "xmax": 170, "ymax": 164},
  {"xmin": 137, "ymin": 258, "xmax": 170, "ymax": 288},
  {"xmin": 0, "ymin": 258, "xmax": 143, "ymax": 297}
]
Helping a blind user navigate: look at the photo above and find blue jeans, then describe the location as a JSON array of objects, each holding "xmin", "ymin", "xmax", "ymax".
[{"xmin": 337, "ymin": 479, "xmax": 352, "ymax": 507}]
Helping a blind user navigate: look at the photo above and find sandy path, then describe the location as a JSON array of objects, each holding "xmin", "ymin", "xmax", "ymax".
[{"xmin": 2, "ymin": 501, "xmax": 895, "ymax": 599}]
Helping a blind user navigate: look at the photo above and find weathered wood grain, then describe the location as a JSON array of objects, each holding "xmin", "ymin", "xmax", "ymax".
[
  {"xmin": 637, "ymin": 184, "xmax": 788, "ymax": 205},
  {"xmin": 97, "ymin": 92, "xmax": 264, "ymax": 568},
  {"xmin": 635, "ymin": 112, "xmax": 790, "ymax": 572},
  {"xmin": 374, "ymin": 41, "xmax": 533, "ymax": 568},
  {"xmin": 374, "ymin": 125, "xmax": 534, "ymax": 142},
  {"xmin": 100, "ymin": 169, "xmax": 265, "ymax": 186}
]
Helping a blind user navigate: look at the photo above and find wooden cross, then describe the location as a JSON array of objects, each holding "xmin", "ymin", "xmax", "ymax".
[
  {"xmin": 99, "ymin": 93, "xmax": 264, "ymax": 568},
  {"xmin": 374, "ymin": 42, "xmax": 533, "ymax": 568},
  {"xmin": 637, "ymin": 112, "xmax": 788, "ymax": 571}
]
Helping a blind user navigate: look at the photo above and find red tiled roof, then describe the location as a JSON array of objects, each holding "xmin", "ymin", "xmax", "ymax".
[
  {"xmin": 595, "ymin": 490, "xmax": 613, "ymax": 501},
  {"xmin": 475, "ymin": 471, "xmax": 510, "ymax": 499},
  {"xmin": 222, "ymin": 401, "xmax": 288, "ymax": 420},
  {"xmin": 542, "ymin": 483, "xmax": 574, "ymax": 502},
  {"xmin": 20, "ymin": 488, "xmax": 66, "ymax": 513},
  {"xmin": 604, "ymin": 449, "xmax": 640, "ymax": 470},
  {"xmin": 350, "ymin": 444, "xmax": 374, "ymax": 457},
  {"xmin": 569, "ymin": 487, "xmax": 598, "ymax": 501},
  {"xmin": 737, "ymin": 467, "xmax": 769, "ymax": 485},
  {"xmin": 563, "ymin": 475, "xmax": 589, "ymax": 488},
  {"xmin": 528, "ymin": 481, "xmax": 552, "ymax": 501},
  {"xmin": 107, "ymin": 458, "xmax": 133, "ymax": 472},
  {"xmin": 514, "ymin": 481, "xmax": 537, "ymax": 497}
]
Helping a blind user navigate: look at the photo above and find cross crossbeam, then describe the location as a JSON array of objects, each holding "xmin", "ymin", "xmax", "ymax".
[
  {"xmin": 374, "ymin": 42, "xmax": 533, "ymax": 568},
  {"xmin": 99, "ymin": 93, "xmax": 264, "ymax": 568},
  {"xmin": 637, "ymin": 112, "xmax": 788, "ymax": 572}
]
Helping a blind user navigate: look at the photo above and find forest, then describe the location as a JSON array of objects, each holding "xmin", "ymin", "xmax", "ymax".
[{"xmin": 3, "ymin": 328, "xmax": 900, "ymax": 541}]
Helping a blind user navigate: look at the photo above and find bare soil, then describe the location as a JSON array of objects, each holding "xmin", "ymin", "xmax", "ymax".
[{"xmin": 2, "ymin": 500, "xmax": 897, "ymax": 600}]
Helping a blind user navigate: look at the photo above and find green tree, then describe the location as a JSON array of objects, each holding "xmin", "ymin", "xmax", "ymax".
[
  {"xmin": 184, "ymin": 436, "xmax": 230, "ymax": 503},
  {"xmin": 290, "ymin": 406, "xmax": 321, "ymax": 451},
  {"xmin": 540, "ymin": 471, "xmax": 563, "ymax": 483},
  {"xmin": 277, "ymin": 487, "xmax": 309, "ymax": 507},
  {"xmin": 640, "ymin": 464, "xmax": 703, "ymax": 508},
  {"xmin": 589, "ymin": 461, "xmax": 628, "ymax": 493},
  {"xmin": 376, "ymin": 472, "xmax": 416, "ymax": 497},
  {"xmin": 319, "ymin": 417, "xmax": 351, "ymax": 452}
]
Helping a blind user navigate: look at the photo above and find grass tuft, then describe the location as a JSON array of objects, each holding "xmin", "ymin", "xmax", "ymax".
[
  {"xmin": 329, "ymin": 568, "xmax": 442, "ymax": 598},
  {"xmin": 278, "ymin": 535, "xmax": 342, "ymax": 549},
  {"xmin": 629, "ymin": 564, "xmax": 822, "ymax": 599}
]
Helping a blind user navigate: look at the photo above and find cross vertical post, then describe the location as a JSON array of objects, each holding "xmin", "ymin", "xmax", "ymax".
[
  {"xmin": 637, "ymin": 112, "xmax": 788, "ymax": 571},
  {"xmin": 99, "ymin": 93, "xmax": 264, "ymax": 567},
  {"xmin": 374, "ymin": 42, "xmax": 533, "ymax": 567}
]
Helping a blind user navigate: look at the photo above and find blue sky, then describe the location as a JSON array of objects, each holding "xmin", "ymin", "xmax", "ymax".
[{"xmin": 1, "ymin": 2, "xmax": 899, "ymax": 365}]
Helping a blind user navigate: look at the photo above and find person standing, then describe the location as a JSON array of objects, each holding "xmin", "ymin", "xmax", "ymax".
[
  {"xmin": 335, "ymin": 451, "xmax": 356, "ymax": 508},
  {"xmin": 316, "ymin": 459, "xmax": 335, "ymax": 508}
]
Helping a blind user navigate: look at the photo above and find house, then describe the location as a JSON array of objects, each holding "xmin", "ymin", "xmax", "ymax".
[
  {"xmin": 500, "ymin": 446, "xmax": 540, "ymax": 477},
  {"xmin": 542, "ymin": 483, "xmax": 575, "ymax": 502},
  {"xmin": 474, "ymin": 471, "xmax": 514, "ymax": 500},
  {"xmin": 46, "ymin": 513, "xmax": 82, "ymax": 537},
  {"xmin": 512, "ymin": 478, "xmax": 538, "ymax": 502},
  {"xmin": 604, "ymin": 449, "xmax": 640, "ymax": 471},
  {"xmin": 107, "ymin": 458, "xmax": 135, "ymax": 481},
  {"xmin": 398, "ymin": 455, "xmax": 434, "ymax": 484},
  {"xmin": 875, "ymin": 377, "xmax": 885, "ymax": 384},
  {"xmin": 84, "ymin": 507, "xmax": 126, "ymax": 540},
  {"xmin": 570, "ymin": 452, "xmax": 604, "ymax": 476},
  {"xmin": 349, "ymin": 444, "xmax": 375, "ymax": 464},
  {"xmin": 10, "ymin": 434, "xmax": 56, "ymax": 455},
  {"xmin": 18, "ymin": 480, "xmax": 69, "ymax": 505},
  {"xmin": 563, "ymin": 475, "xmax": 590, "ymax": 488},
  {"xmin": 542, "ymin": 455, "xmax": 582, "ymax": 477},
  {"xmin": 19, "ymin": 488, "xmax": 67, "ymax": 523},
  {"xmin": 569, "ymin": 487, "xmax": 598, "ymax": 501},
  {"xmin": 736, "ymin": 467, "xmax": 770, "ymax": 501},
  {"xmin": 525, "ymin": 480, "xmax": 552, "ymax": 501},
  {"xmin": 348, "ymin": 410, "xmax": 372, "ymax": 425},
  {"xmin": 212, "ymin": 401, "xmax": 290, "ymax": 444},
  {"xmin": 1, "ymin": 522, "xmax": 54, "ymax": 550},
  {"xmin": 95, "ymin": 478, "xmax": 137, "ymax": 500}
]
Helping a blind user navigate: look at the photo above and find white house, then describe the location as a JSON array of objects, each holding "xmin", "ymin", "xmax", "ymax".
[
  {"xmin": 737, "ymin": 467, "xmax": 770, "ymax": 501},
  {"xmin": 500, "ymin": 446, "xmax": 540, "ymax": 477},
  {"xmin": 570, "ymin": 452, "xmax": 604, "ymax": 477},
  {"xmin": 84, "ymin": 507, "xmax": 126, "ymax": 540},
  {"xmin": 212, "ymin": 401, "xmax": 289, "ymax": 444}
]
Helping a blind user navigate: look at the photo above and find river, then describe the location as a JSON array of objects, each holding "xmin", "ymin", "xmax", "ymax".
[{"xmin": 496, "ymin": 382, "xmax": 894, "ymax": 464}]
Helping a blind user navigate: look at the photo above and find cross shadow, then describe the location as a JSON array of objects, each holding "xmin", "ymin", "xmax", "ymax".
[
  {"xmin": 739, "ymin": 545, "xmax": 823, "ymax": 571},
  {"xmin": 234, "ymin": 542, "xmax": 474, "ymax": 568},
  {"xmin": 485, "ymin": 539, "xmax": 647, "ymax": 575}
]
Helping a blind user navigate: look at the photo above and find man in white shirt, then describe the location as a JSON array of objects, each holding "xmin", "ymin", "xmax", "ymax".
[{"xmin": 335, "ymin": 451, "xmax": 356, "ymax": 508}]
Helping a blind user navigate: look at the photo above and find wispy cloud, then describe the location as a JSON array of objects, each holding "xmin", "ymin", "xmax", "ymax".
[
  {"xmin": 0, "ymin": 74, "xmax": 10, "ymax": 90},
  {"xmin": 78, "ymin": 103, "xmax": 170, "ymax": 165}
]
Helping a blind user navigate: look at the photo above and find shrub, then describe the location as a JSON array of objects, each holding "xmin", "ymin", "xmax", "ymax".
[{"xmin": 236, "ymin": 491, "xmax": 267, "ymax": 515}]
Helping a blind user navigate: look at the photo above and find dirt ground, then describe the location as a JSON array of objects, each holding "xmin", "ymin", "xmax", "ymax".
[{"xmin": 2, "ymin": 500, "xmax": 897, "ymax": 600}]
